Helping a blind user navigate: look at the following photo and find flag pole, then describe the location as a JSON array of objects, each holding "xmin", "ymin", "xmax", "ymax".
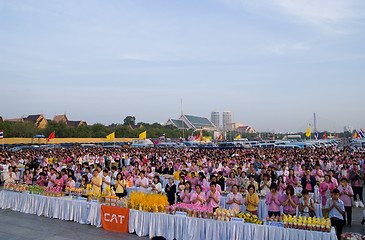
[{"xmin": 53, "ymin": 131, "xmax": 55, "ymax": 150}]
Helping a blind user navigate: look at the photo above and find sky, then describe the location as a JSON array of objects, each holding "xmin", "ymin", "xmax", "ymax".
[{"xmin": 1, "ymin": 0, "xmax": 365, "ymax": 133}]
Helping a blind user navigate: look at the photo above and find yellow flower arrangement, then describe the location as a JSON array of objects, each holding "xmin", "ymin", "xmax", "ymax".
[{"xmin": 129, "ymin": 191, "xmax": 168, "ymax": 212}]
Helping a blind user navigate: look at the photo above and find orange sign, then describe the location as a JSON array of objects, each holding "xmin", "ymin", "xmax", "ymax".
[
  {"xmin": 126, "ymin": 181, "xmax": 132, "ymax": 188},
  {"xmin": 101, "ymin": 205, "xmax": 129, "ymax": 233}
]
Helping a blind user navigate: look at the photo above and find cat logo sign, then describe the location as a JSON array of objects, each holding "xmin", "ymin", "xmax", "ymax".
[{"xmin": 101, "ymin": 205, "xmax": 129, "ymax": 233}]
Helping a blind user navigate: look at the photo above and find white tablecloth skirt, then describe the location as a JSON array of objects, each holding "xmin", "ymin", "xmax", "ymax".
[
  {"xmin": 0, "ymin": 190, "xmax": 102, "ymax": 227},
  {"xmin": 129, "ymin": 209, "xmax": 337, "ymax": 240},
  {"xmin": 220, "ymin": 197, "xmax": 323, "ymax": 219}
]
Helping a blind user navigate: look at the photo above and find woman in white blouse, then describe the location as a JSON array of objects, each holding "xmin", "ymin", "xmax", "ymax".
[{"xmin": 151, "ymin": 176, "xmax": 162, "ymax": 194}]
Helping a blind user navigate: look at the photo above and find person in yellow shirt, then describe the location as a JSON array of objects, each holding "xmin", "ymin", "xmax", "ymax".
[
  {"xmin": 115, "ymin": 173, "xmax": 126, "ymax": 198},
  {"xmin": 91, "ymin": 170, "xmax": 102, "ymax": 194},
  {"xmin": 245, "ymin": 185, "xmax": 259, "ymax": 215}
]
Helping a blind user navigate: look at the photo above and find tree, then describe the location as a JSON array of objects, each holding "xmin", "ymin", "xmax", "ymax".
[{"xmin": 123, "ymin": 116, "xmax": 136, "ymax": 126}]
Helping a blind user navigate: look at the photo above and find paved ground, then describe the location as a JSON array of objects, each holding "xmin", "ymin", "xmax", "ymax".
[{"xmin": 0, "ymin": 209, "xmax": 148, "ymax": 240}]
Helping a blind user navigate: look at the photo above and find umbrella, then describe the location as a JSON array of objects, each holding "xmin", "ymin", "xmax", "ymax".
[{"xmin": 33, "ymin": 135, "xmax": 46, "ymax": 138}]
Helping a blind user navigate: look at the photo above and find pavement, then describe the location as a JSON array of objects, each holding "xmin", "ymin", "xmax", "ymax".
[{"xmin": 0, "ymin": 209, "xmax": 147, "ymax": 240}]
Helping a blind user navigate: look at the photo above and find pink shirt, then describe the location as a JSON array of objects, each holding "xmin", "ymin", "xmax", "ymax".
[
  {"xmin": 67, "ymin": 180, "xmax": 76, "ymax": 188},
  {"xmin": 54, "ymin": 178, "xmax": 64, "ymax": 187},
  {"xmin": 339, "ymin": 185, "xmax": 353, "ymax": 207},
  {"xmin": 190, "ymin": 192, "xmax": 206, "ymax": 206},
  {"xmin": 206, "ymin": 190, "xmax": 221, "ymax": 208},
  {"xmin": 226, "ymin": 178, "xmax": 238, "ymax": 191},
  {"xmin": 204, "ymin": 184, "xmax": 222, "ymax": 194},
  {"xmin": 311, "ymin": 169, "xmax": 324, "ymax": 181},
  {"xmin": 226, "ymin": 192, "xmax": 243, "ymax": 211},
  {"xmin": 181, "ymin": 191, "xmax": 191, "ymax": 203},
  {"xmin": 285, "ymin": 176, "xmax": 298, "ymax": 188},
  {"xmin": 265, "ymin": 192, "xmax": 281, "ymax": 212},
  {"xmin": 319, "ymin": 181, "xmax": 335, "ymax": 206},
  {"xmin": 24, "ymin": 174, "xmax": 33, "ymax": 185}
]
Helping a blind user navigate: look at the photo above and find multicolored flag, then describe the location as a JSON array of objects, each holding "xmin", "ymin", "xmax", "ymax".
[
  {"xmin": 359, "ymin": 129, "xmax": 365, "ymax": 139},
  {"xmin": 314, "ymin": 131, "xmax": 318, "ymax": 140},
  {"xmin": 217, "ymin": 134, "xmax": 222, "ymax": 140},
  {"xmin": 159, "ymin": 134, "xmax": 166, "ymax": 139},
  {"xmin": 0, "ymin": 130, "xmax": 3, "ymax": 139}
]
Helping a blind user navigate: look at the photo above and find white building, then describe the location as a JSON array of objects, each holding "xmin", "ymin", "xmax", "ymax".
[
  {"xmin": 211, "ymin": 111, "xmax": 220, "ymax": 129},
  {"xmin": 344, "ymin": 126, "xmax": 354, "ymax": 133},
  {"xmin": 223, "ymin": 111, "xmax": 231, "ymax": 130}
]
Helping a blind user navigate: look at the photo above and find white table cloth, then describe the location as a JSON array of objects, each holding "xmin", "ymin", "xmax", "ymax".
[
  {"xmin": 0, "ymin": 190, "xmax": 102, "ymax": 227},
  {"xmin": 220, "ymin": 196, "xmax": 323, "ymax": 219},
  {"xmin": 129, "ymin": 209, "xmax": 337, "ymax": 240}
]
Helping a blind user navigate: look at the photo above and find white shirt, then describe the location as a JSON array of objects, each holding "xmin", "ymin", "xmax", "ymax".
[
  {"xmin": 102, "ymin": 175, "xmax": 111, "ymax": 192},
  {"xmin": 111, "ymin": 171, "xmax": 118, "ymax": 185},
  {"xmin": 151, "ymin": 182, "xmax": 162, "ymax": 194}
]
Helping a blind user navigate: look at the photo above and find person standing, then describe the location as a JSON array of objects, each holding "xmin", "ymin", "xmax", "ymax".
[
  {"xmin": 349, "ymin": 164, "xmax": 364, "ymax": 207},
  {"xmin": 265, "ymin": 183, "xmax": 281, "ymax": 217},
  {"xmin": 324, "ymin": 189, "xmax": 345, "ymax": 240},
  {"xmin": 91, "ymin": 170, "xmax": 102, "ymax": 194},
  {"xmin": 245, "ymin": 185, "xmax": 259, "ymax": 216},
  {"xmin": 165, "ymin": 177, "xmax": 176, "ymax": 205},
  {"xmin": 339, "ymin": 178, "xmax": 354, "ymax": 226}
]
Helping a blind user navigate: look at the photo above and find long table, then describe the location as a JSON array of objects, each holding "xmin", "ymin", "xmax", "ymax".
[
  {"xmin": 220, "ymin": 197, "xmax": 323, "ymax": 219},
  {"xmin": 0, "ymin": 190, "xmax": 102, "ymax": 227},
  {"xmin": 129, "ymin": 209, "xmax": 337, "ymax": 240}
]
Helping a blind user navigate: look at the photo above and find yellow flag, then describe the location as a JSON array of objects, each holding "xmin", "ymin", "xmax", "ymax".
[
  {"xmin": 139, "ymin": 131, "xmax": 146, "ymax": 139},
  {"xmin": 329, "ymin": 133, "xmax": 332, "ymax": 139},
  {"xmin": 282, "ymin": 136, "xmax": 286, "ymax": 140},
  {"xmin": 106, "ymin": 132, "xmax": 115, "ymax": 140},
  {"xmin": 235, "ymin": 135, "xmax": 241, "ymax": 139},
  {"xmin": 305, "ymin": 126, "xmax": 311, "ymax": 137}
]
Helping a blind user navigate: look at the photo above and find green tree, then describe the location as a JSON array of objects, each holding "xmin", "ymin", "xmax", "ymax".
[{"xmin": 123, "ymin": 116, "xmax": 136, "ymax": 126}]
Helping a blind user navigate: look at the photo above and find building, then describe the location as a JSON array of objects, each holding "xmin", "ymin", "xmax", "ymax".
[
  {"xmin": 211, "ymin": 111, "xmax": 220, "ymax": 129},
  {"xmin": 166, "ymin": 114, "xmax": 217, "ymax": 131},
  {"xmin": 236, "ymin": 126, "xmax": 257, "ymax": 133},
  {"xmin": 53, "ymin": 114, "xmax": 87, "ymax": 127},
  {"xmin": 67, "ymin": 120, "xmax": 87, "ymax": 127},
  {"xmin": 344, "ymin": 126, "xmax": 354, "ymax": 133},
  {"xmin": 222, "ymin": 111, "xmax": 231, "ymax": 130},
  {"xmin": 53, "ymin": 114, "xmax": 68, "ymax": 123},
  {"xmin": 230, "ymin": 123, "xmax": 243, "ymax": 131},
  {"xmin": 0, "ymin": 116, "xmax": 3, "ymax": 122},
  {"xmin": 23, "ymin": 114, "xmax": 48, "ymax": 128}
]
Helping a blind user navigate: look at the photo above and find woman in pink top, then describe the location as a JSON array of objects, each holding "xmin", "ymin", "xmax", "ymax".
[
  {"xmin": 226, "ymin": 185, "xmax": 243, "ymax": 211},
  {"xmin": 190, "ymin": 172, "xmax": 199, "ymax": 189},
  {"xmin": 265, "ymin": 183, "xmax": 281, "ymax": 217},
  {"xmin": 276, "ymin": 176, "xmax": 286, "ymax": 193},
  {"xmin": 198, "ymin": 172, "xmax": 207, "ymax": 191},
  {"xmin": 180, "ymin": 181, "xmax": 192, "ymax": 203},
  {"xmin": 226, "ymin": 172, "xmax": 238, "ymax": 191},
  {"xmin": 319, "ymin": 175, "xmax": 335, "ymax": 206},
  {"xmin": 286, "ymin": 169, "xmax": 298, "ymax": 188},
  {"xmin": 146, "ymin": 167, "xmax": 154, "ymax": 184},
  {"xmin": 23, "ymin": 169, "xmax": 33, "ymax": 185},
  {"xmin": 339, "ymin": 178, "xmax": 354, "ymax": 226},
  {"xmin": 54, "ymin": 172, "xmax": 64, "ymax": 189},
  {"xmin": 190, "ymin": 185, "xmax": 206, "ymax": 206}
]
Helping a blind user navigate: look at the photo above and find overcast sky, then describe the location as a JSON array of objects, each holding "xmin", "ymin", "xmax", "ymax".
[{"xmin": 1, "ymin": 0, "xmax": 365, "ymax": 133}]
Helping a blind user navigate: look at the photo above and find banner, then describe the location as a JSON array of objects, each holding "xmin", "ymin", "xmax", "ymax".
[{"xmin": 101, "ymin": 205, "xmax": 129, "ymax": 233}]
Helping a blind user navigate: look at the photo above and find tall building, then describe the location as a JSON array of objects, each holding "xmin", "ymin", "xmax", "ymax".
[
  {"xmin": 211, "ymin": 111, "xmax": 220, "ymax": 129},
  {"xmin": 344, "ymin": 126, "xmax": 354, "ymax": 133},
  {"xmin": 223, "ymin": 111, "xmax": 231, "ymax": 130}
]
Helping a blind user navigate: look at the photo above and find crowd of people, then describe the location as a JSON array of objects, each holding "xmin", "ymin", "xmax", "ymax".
[{"xmin": 1, "ymin": 144, "xmax": 365, "ymax": 239}]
